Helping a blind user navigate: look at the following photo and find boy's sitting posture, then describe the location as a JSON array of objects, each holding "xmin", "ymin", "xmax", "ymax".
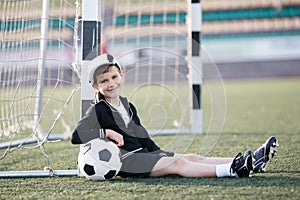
[{"xmin": 71, "ymin": 54, "xmax": 278, "ymax": 178}]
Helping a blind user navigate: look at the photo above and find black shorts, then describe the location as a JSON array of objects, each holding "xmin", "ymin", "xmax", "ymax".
[{"xmin": 117, "ymin": 148, "xmax": 174, "ymax": 178}]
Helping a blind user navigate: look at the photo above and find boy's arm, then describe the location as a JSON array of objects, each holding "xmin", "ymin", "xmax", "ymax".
[
  {"xmin": 71, "ymin": 129, "xmax": 105, "ymax": 144},
  {"xmin": 71, "ymin": 105, "xmax": 105, "ymax": 144},
  {"xmin": 130, "ymin": 103, "xmax": 161, "ymax": 152},
  {"xmin": 71, "ymin": 105, "xmax": 124, "ymax": 146},
  {"xmin": 132, "ymin": 124, "xmax": 160, "ymax": 152}
]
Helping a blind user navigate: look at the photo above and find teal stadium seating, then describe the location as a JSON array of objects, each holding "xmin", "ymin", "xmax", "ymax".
[
  {"xmin": 110, "ymin": 0, "xmax": 300, "ymax": 39},
  {"xmin": 1, "ymin": 0, "xmax": 299, "ymax": 48}
]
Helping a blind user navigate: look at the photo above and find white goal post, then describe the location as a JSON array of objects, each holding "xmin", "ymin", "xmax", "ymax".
[{"xmin": 0, "ymin": 0, "xmax": 202, "ymax": 177}]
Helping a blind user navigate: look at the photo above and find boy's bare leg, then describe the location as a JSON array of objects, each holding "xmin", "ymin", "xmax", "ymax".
[
  {"xmin": 150, "ymin": 156, "xmax": 217, "ymax": 178},
  {"xmin": 178, "ymin": 154, "xmax": 233, "ymax": 165}
]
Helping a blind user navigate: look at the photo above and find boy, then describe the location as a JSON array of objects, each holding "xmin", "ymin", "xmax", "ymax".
[{"xmin": 71, "ymin": 54, "xmax": 278, "ymax": 178}]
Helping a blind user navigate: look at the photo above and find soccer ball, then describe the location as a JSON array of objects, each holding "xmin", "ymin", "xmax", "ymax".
[{"xmin": 78, "ymin": 138, "xmax": 122, "ymax": 181}]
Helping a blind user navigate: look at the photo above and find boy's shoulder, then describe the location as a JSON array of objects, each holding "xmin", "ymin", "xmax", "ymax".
[
  {"xmin": 120, "ymin": 96, "xmax": 136, "ymax": 109},
  {"xmin": 120, "ymin": 96, "xmax": 129, "ymax": 105},
  {"xmin": 94, "ymin": 100, "xmax": 108, "ymax": 108},
  {"xmin": 93, "ymin": 96, "xmax": 135, "ymax": 110}
]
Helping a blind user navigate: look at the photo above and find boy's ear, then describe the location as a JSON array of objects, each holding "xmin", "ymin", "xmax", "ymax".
[
  {"xmin": 120, "ymin": 70, "xmax": 125, "ymax": 77},
  {"xmin": 92, "ymin": 83, "xmax": 99, "ymax": 91}
]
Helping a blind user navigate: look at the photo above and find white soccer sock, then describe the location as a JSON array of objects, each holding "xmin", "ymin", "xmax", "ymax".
[{"xmin": 216, "ymin": 163, "xmax": 238, "ymax": 178}]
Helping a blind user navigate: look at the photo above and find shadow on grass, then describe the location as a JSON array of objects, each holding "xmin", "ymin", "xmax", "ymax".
[{"xmin": 112, "ymin": 173, "xmax": 300, "ymax": 188}]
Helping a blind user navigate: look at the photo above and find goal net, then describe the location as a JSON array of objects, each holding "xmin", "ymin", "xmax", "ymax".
[{"xmin": 0, "ymin": 0, "xmax": 80, "ymax": 176}]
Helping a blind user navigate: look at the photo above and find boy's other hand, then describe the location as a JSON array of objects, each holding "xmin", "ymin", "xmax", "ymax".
[{"xmin": 106, "ymin": 129, "xmax": 124, "ymax": 147}]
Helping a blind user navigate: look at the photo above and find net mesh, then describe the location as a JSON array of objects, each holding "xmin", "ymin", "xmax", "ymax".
[
  {"xmin": 103, "ymin": 0, "xmax": 190, "ymax": 134},
  {"xmin": 0, "ymin": 0, "xmax": 80, "ymax": 163}
]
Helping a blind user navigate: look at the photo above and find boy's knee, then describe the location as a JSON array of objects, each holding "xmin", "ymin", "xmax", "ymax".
[{"xmin": 172, "ymin": 157, "xmax": 188, "ymax": 173}]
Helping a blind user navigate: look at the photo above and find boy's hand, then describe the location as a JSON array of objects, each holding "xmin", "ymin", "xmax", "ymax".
[{"xmin": 105, "ymin": 129, "xmax": 124, "ymax": 147}]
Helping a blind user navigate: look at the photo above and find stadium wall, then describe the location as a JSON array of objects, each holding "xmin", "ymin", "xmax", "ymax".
[
  {"xmin": 203, "ymin": 59, "xmax": 300, "ymax": 80},
  {"xmin": 202, "ymin": 35, "xmax": 300, "ymax": 79}
]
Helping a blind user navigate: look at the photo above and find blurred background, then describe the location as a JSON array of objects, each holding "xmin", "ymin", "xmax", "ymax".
[
  {"xmin": 1, "ymin": 0, "xmax": 300, "ymax": 138},
  {"xmin": 101, "ymin": 0, "xmax": 300, "ymax": 80},
  {"xmin": 201, "ymin": 0, "xmax": 300, "ymax": 79}
]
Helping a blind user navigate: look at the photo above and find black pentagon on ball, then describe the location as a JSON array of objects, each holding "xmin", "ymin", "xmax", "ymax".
[
  {"xmin": 83, "ymin": 164, "xmax": 95, "ymax": 176},
  {"xmin": 104, "ymin": 170, "xmax": 117, "ymax": 180},
  {"xmin": 98, "ymin": 149, "xmax": 112, "ymax": 162}
]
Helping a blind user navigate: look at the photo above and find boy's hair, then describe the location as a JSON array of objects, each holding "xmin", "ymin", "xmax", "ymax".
[
  {"xmin": 88, "ymin": 54, "xmax": 121, "ymax": 84},
  {"xmin": 93, "ymin": 64, "xmax": 121, "ymax": 84}
]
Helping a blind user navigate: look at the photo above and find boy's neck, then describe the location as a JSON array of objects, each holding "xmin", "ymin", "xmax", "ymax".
[{"xmin": 105, "ymin": 97, "xmax": 120, "ymax": 106}]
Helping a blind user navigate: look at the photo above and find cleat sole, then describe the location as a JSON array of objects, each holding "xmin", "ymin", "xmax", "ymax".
[{"xmin": 253, "ymin": 136, "xmax": 279, "ymax": 173}]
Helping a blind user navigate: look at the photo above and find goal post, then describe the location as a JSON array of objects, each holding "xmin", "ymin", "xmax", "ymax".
[
  {"xmin": 80, "ymin": 0, "xmax": 102, "ymax": 118},
  {"xmin": 35, "ymin": 0, "xmax": 49, "ymax": 140},
  {"xmin": 188, "ymin": 0, "xmax": 203, "ymax": 133}
]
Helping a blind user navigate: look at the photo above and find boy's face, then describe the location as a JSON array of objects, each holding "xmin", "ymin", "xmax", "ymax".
[{"xmin": 92, "ymin": 65, "xmax": 124, "ymax": 101}]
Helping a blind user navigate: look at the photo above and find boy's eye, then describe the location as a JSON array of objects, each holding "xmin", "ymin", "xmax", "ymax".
[{"xmin": 100, "ymin": 79, "xmax": 107, "ymax": 84}]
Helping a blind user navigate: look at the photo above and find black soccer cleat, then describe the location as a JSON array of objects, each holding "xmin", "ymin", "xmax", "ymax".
[
  {"xmin": 253, "ymin": 136, "xmax": 279, "ymax": 173},
  {"xmin": 230, "ymin": 150, "xmax": 253, "ymax": 178}
]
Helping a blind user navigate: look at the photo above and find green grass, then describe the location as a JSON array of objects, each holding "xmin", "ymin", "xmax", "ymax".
[{"xmin": 0, "ymin": 78, "xmax": 300, "ymax": 199}]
